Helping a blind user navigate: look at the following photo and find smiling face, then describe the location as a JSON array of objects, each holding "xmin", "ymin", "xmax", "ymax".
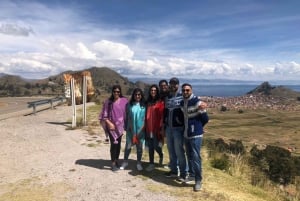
[
  {"xmin": 169, "ymin": 81, "xmax": 179, "ymax": 93},
  {"xmin": 159, "ymin": 81, "xmax": 168, "ymax": 93},
  {"xmin": 150, "ymin": 87, "xmax": 157, "ymax": 98},
  {"xmin": 113, "ymin": 88, "xmax": 121, "ymax": 100},
  {"xmin": 134, "ymin": 91, "xmax": 142, "ymax": 102},
  {"xmin": 182, "ymin": 85, "xmax": 192, "ymax": 99},
  {"xmin": 111, "ymin": 85, "xmax": 123, "ymax": 101}
]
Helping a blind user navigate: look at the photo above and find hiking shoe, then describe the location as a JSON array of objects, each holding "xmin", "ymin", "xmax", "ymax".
[
  {"xmin": 120, "ymin": 161, "xmax": 128, "ymax": 170},
  {"xmin": 183, "ymin": 176, "xmax": 195, "ymax": 184},
  {"xmin": 146, "ymin": 164, "xmax": 155, "ymax": 172},
  {"xmin": 111, "ymin": 165, "xmax": 119, "ymax": 172},
  {"xmin": 136, "ymin": 162, "xmax": 143, "ymax": 171},
  {"xmin": 194, "ymin": 181, "xmax": 202, "ymax": 191},
  {"xmin": 164, "ymin": 171, "xmax": 178, "ymax": 178}
]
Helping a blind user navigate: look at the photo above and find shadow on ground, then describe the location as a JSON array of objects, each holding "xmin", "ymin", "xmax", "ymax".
[
  {"xmin": 132, "ymin": 162, "xmax": 185, "ymax": 187},
  {"xmin": 74, "ymin": 159, "xmax": 183, "ymax": 186},
  {"xmin": 46, "ymin": 121, "xmax": 71, "ymax": 127}
]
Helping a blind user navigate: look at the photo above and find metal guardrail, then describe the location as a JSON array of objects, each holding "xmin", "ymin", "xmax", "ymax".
[{"xmin": 27, "ymin": 96, "xmax": 66, "ymax": 114}]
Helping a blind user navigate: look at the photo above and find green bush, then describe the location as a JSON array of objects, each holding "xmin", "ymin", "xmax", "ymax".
[
  {"xmin": 211, "ymin": 154, "xmax": 230, "ymax": 171},
  {"xmin": 250, "ymin": 145, "xmax": 298, "ymax": 185}
]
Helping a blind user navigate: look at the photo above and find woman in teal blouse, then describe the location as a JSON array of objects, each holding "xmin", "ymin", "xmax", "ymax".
[{"xmin": 120, "ymin": 88, "xmax": 146, "ymax": 171}]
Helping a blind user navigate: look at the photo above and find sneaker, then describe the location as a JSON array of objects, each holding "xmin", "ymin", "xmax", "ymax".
[
  {"xmin": 120, "ymin": 161, "xmax": 128, "ymax": 170},
  {"xmin": 176, "ymin": 176, "xmax": 187, "ymax": 183},
  {"xmin": 194, "ymin": 181, "xmax": 202, "ymax": 191},
  {"xmin": 183, "ymin": 176, "xmax": 195, "ymax": 184},
  {"xmin": 136, "ymin": 162, "xmax": 143, "ymax": 171},
  {"xmin": 111, "ymin": 165, "xmax": 119, "ymax": 172},
  {"xmin": 163, "ymin": 165, "xmax": 170, "ymax": 170},
  {"xmin": 146, "ymin": 164, "xmax": 155, "ymax": 172},
  {"xmin": 164, "ymin": 171, "xmax": 178, "ymax": 178}
]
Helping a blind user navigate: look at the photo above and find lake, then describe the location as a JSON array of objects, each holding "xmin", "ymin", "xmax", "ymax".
[{"xmin": 128, "ymin": 76, "xmax": 300, "ymax": 97}]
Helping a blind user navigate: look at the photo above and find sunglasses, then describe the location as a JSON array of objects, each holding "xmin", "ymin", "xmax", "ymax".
[
  {"xmin": 113, "ymin": 90, "xmax": 120, "ymax": 93},
  {"xmin": 182, "ymin": 89, "xmax": 191, "ymax": 92}
]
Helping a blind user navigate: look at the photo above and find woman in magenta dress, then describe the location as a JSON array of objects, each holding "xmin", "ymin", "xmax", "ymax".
[{"xmin": 99, "ymin": 85, "xmax": 128, "ymax": 171}]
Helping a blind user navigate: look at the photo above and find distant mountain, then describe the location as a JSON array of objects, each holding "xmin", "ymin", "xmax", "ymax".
[
  {"xmin": 0, "ymin": 67, "xmax": 149, "ymax": 97},
  {"xmin": 247, "ymin": 81, "xmax": 300, "ymax": 99}
]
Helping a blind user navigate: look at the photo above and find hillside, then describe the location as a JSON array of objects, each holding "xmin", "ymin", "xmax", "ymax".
[
  {"xmin": 0, "ymin": 67, "xmax": 149, "ymax": 97},
  {"xmin": 247, "ymin": 81, "xmax": 300, "ymax": 99}
]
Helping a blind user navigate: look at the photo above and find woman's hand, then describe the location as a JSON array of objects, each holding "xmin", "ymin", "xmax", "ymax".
[
  {"xmin": 199, "ymin": 101, "xmax": 207, "ymax": 110},
  {"xmin": 106, "ymin": 120, "xmax": 115, "ymax": 130}
]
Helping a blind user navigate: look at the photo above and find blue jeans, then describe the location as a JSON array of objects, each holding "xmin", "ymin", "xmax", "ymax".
[
  {"xmin": 185, "ymin": 137, "xmax": 202, "ymax": 182},
  {"xmin": 166, "ymin": 126, "xmax": 186, "ymax": 177}
]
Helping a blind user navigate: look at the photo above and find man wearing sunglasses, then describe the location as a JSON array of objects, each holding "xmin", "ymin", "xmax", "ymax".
[{"xmin": 180, "ymin": 83, "xmax": 209, "ymax": 191}]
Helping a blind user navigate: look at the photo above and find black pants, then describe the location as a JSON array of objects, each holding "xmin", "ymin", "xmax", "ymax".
[{"xmin": 108, "ymin": 133, "xmax": 122, "ymax": 162}]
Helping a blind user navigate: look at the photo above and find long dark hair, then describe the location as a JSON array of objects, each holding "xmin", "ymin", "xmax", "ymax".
[
  {"xmin": 109, "ymin": 85, "xmax": 124, "ymax": 102},
  {"xmin": 146, "ymin": 84, "xmax": 160, "ymax": 104},
  {"xmin": 129, "ymin": 88, "xmax": 146, "ymax": 107}
]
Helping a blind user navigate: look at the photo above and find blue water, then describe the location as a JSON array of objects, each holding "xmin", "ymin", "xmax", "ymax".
[
  {"xmin": 128, "ymin": 76, "xmax": 300, "ymax": 97},
  {"xmin": 192, "ymin": 84, "xmax": 300, "ymax": 97}
]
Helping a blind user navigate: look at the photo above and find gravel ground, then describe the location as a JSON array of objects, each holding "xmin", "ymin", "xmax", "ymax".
[{"xmin": 0, "ymin": 104, "xmax": 177, "ymax": 201}]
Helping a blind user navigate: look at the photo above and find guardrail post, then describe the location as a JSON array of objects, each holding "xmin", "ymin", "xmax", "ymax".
[{"xmin": 33, "ymin": 104, "xmax": 36, "ymax": 115}]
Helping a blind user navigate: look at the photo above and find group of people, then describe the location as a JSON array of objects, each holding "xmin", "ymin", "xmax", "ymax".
[{"xmin": 99, "ymin": 77, "xmax": 209, "ymax": 192}]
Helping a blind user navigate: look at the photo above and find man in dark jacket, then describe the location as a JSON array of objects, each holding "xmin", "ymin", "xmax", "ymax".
[
  {"xmin": 180, "ymin": 83, "xmax": 209, "ymax": 192},
  {"xmin": 164, "ymin": 77, "xmax": 187, "ymax": 180}
]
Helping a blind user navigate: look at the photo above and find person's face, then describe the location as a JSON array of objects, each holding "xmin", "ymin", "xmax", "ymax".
[
  {"xmin": 134, "ymin": 91, "xmax": 142, "ymax": 102},
  {"xmin": 182, "ymin": 86, "xmax": 192, "ymax": 99},
  {"xmin": 159, "ymin": 82, "xmax": 168, "ymax": 92},
  {"xmin": 150, "ymin": 87, "xmax": 157, "ymax": 98},
  {"xmin": 169, "ymin": 82, "xmax": 178, "ymax": 92},
  {"xmin": 113, "ymin": 88, "xmax": 121, "ymax": 99}
]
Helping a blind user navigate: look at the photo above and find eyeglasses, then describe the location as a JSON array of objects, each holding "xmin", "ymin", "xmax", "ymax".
[
  {"xmin": 182, "ymin": 89, "xmax": 190, "ymax": 92},
  {"xmin": 134, "ymin": 93, "xmax": 141, "ymax": 96},
  {"xmin": 113, "ymin": 90, "xmax": 120, "ymax": 94}
]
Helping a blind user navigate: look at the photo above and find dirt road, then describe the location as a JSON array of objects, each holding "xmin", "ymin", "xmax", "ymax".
[{"xmin": 0, "ymin": 103, "xmax": 176, "ymax": 201}]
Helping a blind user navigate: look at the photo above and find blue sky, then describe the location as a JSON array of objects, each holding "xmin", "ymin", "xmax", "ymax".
[{"xmin": 0, "ymin": 0, "xmax": 300, "ymax": 81}]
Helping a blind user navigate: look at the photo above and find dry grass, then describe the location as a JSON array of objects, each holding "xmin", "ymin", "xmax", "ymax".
[
  {"xmin": 82, "ymin": 101, "xmax": 300, "ymax": 201},
  {"xmin": 206, "ymin": 108, "xmax": 300, "ymax": 155}
]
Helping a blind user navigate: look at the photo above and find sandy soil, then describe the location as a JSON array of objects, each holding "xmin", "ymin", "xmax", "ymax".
[{"xmin": 0, "ymin": 104, "xmax": 177, "ymax": 201}]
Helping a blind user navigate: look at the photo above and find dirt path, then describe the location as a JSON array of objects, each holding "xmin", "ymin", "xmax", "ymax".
[{"xmin": 0, "ymin": 104, "xmax": 177, "ymax": 201}]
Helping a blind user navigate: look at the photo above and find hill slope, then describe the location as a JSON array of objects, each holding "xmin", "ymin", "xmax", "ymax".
[
  {"xmin": 0, "ymin": 67, "xmax": 149, "ymax": 97},
  {"xmin": 247, "ymin": 81, "xmax": 300, "ymax": 99}
]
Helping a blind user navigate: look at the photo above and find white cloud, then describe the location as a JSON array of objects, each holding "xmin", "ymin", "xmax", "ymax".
[
  {"xmin": 93, "ymin": 40, "xmax": 134, "ymax": 60},
  {"xmin": 274, "ymin": 61, "xmax": 300, "ymax": 75},
  {"xmin": 77, "ymin": 42, "xmax": 96, "ymax": 60},
  {"xmin": 9, "ymin": 58, "xmax": 52, "ymax": 74},
  {"xmin": 0, "ymin": 1, "xmax": 299, "ymax": 81}
]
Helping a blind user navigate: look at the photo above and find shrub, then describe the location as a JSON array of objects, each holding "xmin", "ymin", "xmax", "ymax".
[
  {"xmin": 211, "ymin": 154, "xmax": 230, "ymax": 171},
  {"xmin": 250, "ymin": 145, "xmax": 298, "ymax": 185},
  {"xmin": 229, "ymin": 139, "xmax": 245, "ymax": 155},
  {"xmin": 214, "ymin": 138, "xmax": 229, "ymax": 152},
  {"xmin": 220, "ymin": 105, "xmax": 227, "ymax": 111}
]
